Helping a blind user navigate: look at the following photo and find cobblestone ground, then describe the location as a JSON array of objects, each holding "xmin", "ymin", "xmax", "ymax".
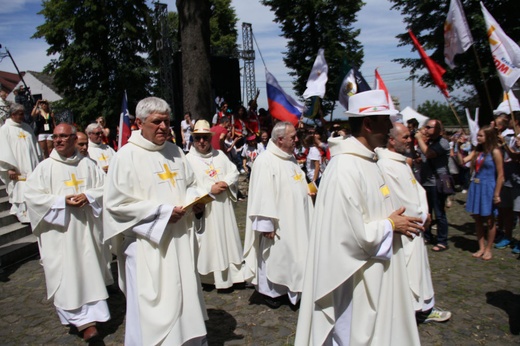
[{"xmin": 1, "ymin": 186, "xmax": 520, "ymax": 345}]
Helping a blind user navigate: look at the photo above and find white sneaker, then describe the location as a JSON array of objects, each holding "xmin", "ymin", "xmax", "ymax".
[
  {"xmin": 424, "ymin": 307, "xmax": 452, "ymax": 323},
  {"xmin": 240, "ymin": 169, "xmax": 246, "ymax": 174},
  {"xmin": 461, "ymin": 189, "xmax": 467, "ymax": 194}
]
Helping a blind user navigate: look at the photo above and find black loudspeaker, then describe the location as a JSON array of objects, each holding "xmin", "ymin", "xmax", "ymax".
[{"xmin": 210, "ymin": 56, "xmax": 241, "ymax": 112}]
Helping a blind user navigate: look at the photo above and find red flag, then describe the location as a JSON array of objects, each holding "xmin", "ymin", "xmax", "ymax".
[
  {"xmin": 374, "ymin": 68, "xmax": 396, "ymax": 110},
  {"xmin": 408, "ymin": 29, "xmax": 449, "ymax": 98}
]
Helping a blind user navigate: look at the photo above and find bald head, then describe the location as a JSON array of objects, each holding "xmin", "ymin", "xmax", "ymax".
[
  {"xmin": 53, "ymin": 123, "xmax": 78, "ymax": 157},
  {"xmin": 388, "ymin": 122, "xmax": 411, "ymax": 155},
  {"xmin": 76, "ymin": 132, "xmax": 89, "ymax": 156}
]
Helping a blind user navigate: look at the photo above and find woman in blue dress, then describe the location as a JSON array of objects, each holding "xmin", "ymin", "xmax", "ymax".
[{"xmin": 457, "ymin": 125, "xmax": 504, "ymax": 260}]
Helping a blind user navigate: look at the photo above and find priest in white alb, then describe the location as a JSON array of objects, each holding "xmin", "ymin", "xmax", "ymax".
[
  {"xmin": 295, "ymin": 90, "xmax": 422, "ymax": 345},
  {"xmin": 24, "ymin": 123, "xmax": 109, "ymax": 342},
  {"xmin": 0, "ymin": 103, "xmax": 42, "ymax": 223},
  {"xmin": 376, "ymin": 122, "xmax": 451, "ymax": 324},
  {"xmin": 86, "ymin": 123, "xmax": 116, "ymax": 172},
  {"xmin": 103, "ymin": 97, "xmax": 208, "ymax": 346},
  {"xmin": 186, "ymin": 120, "xmax": 245, "ymax": 290},
  {"xmin": 243, "ymin": 121, "xmax": 313, "ymax": 308}
]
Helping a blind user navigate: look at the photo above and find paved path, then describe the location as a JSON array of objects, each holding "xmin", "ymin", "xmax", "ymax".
[{"xmin": 1, "ymin": 190, "xmax": 520, "ymax": 345}]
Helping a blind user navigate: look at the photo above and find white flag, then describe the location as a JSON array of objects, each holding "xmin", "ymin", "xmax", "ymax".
[
  {"xmin": 494, "ymin": 90, "xmax": 520, "ymax": 115},
  {"xmin": 444, "ymin": 0, "xmax": 473, "ymax": 68},
  {"xmin": 481, "ymin": 2, "xmax": 520, "ymax": 91},
  {"xmin": 465, "ymin": 108, "xmax": 479, "ymax": 147},
  {"xmin": 303, "ymin": 48, "xmax": 328, "ymax": 99}
]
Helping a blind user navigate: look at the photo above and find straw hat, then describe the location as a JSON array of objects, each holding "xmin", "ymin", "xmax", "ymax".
[
  {"xmin": 192, "ymin": 120, "xmax": 213, "ymax": 135},
  {"xmin": 345, "ymin": 90, "xmax": 399, "ymax": 117}
]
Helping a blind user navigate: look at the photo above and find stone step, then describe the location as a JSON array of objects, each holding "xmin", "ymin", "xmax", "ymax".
[
  {"xmin": 0, "ymin": 234, "xmax": 38, "ymax": 268},
  {"xmin": 0, "ymin": 222, "xmax": 32, "ymax": 247},
  {"xmin": 0, "ymin": 210, "xmax": 19, "ymax": 228},
  {"xmin": 0, "ymin": 196, "xmax": 10, "ymax": 212}
]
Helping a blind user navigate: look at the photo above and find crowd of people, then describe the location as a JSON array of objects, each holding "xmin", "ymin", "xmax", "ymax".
[{"xmin": 1, "ymin": 87, "xmax": 520, "ymax": 344}]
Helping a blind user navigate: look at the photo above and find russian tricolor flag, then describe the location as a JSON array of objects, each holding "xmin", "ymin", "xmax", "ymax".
[
  {"xmin": 266, "ymin": 69, "xmax": 304, "ymax": 126},
  {"xmin": 118, "ymin": 90, "xmax": 131, "ymax": 150}
]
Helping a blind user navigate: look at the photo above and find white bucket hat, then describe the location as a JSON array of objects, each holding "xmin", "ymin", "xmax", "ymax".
[{"xmin": 345, "ymin": 90, "xmax": 399, "ymax": 117}]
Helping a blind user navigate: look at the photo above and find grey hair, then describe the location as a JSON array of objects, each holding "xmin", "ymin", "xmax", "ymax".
[
  {"xmin": 389, "ymin": 122, "xmax": 400, "ymax": 139},
  {"xmin": 135, "ymin": 97, "xmax": 171, "ymax": 121},
  {"xmin": 85, "ymin": 123, "xmax": 102, "ymax": 134},
  {"xmin": 55, "ymin": 123, "xmax": 77, "ymax": 134},
  {"xmin": 9, "ymin": 103, "xmax": 24, "ymax": 115},
  {"xmin": 271, "ymin": 121, "xmax": 292, "ymax": 141}
]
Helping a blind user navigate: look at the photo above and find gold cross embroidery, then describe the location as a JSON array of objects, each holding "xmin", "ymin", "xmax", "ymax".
[
  {"xmin": 292, "ymin": 170, "xmax": 303, "ymax": 182},
  {"xmin": 64, "ymin": 173, "xmax": 84, "ymax": 193},
  {"xmin": 18, "ymin": 131, "xmax": 27, "ymax": 140},
  {"xmin": 98, "ymin": 153, "xmax": 109, "ymax": 162},
  {"xmin": 205, "ymin": 164, "xmax": 219, "ymax": 178},
  {"xmin": 157, "ymin": 163, "xmax": 178, "ymax": 187}
]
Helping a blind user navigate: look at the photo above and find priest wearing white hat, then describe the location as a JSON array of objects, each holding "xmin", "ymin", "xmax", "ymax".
[
  {"xmin": 296, "ymin": 90, "xmax": 423, "ymax": 345},
  {"xmin": 186, "ymin": 120, "xmax": 245, "ymax": 291}
]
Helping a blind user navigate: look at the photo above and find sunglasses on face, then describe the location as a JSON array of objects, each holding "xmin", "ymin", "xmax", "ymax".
[
  {"xmin": 425, "ymin": 125, "xmax": 434, "ymax": 130},
  {"xmin": 194, "ymin": 135, "xmax": 210, "ymax": 141}
]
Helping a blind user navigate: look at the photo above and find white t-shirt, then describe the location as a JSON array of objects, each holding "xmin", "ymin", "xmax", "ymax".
[
  {"xmin": 180, "ymin": 119, "xmax": 194, "ymax": 151},
  {"xmin": 241, "ymin": 144, "xmax": 259, "ymax": 168},
  {"xmin": 305, "ymin": 146, "xmax": 322, "ymax": 181}
]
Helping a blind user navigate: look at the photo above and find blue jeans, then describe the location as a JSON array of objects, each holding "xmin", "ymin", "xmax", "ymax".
[{"xmin": 425, "ymin": 185, "xmax": 449, "ymax": 246}]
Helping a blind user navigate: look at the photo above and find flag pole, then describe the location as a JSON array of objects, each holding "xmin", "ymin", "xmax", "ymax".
[
  {"xmin": 444, "ymin": 94, "xmax": 466, "ymax": 133},
  {"xmin": 506, "ymin": 96, "xmax": 518, "ymax": 136},
  {"xmin": 471, "ymin": 45, "xmax": 494, "ymax": 115}
]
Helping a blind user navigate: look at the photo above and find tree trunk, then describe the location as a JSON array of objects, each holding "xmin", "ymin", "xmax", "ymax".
[{"xmin": 176, "ymin": 0, "xmax": 212, "ymax": 121}]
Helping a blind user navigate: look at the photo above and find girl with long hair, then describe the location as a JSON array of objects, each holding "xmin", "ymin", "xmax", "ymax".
[{"xmin": 458, "ymin": 125, "xmax": 504, "ymax": 260}]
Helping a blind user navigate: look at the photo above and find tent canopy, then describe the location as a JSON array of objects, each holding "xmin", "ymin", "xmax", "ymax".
[{"xmin": 400, "ymin": 106, "xmax": 430, "ymax": 127}]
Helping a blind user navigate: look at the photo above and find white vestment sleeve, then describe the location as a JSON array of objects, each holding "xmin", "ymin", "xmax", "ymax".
[
  {"xmin": 252, "ymin": 216, "xmax": 275, "ymax": 233},
  {"xmin": 131, "ymin": 204, "xmax": 174, "ymax": 245},
  {"xmin": 373, "ymin": 220, "xmax": 393, "ymax": 260},
  {"xmin": 42, "ymin": 196, "xmax": 67, "ymax": 227},
  {"xmin": 85, "ymin": 192, "xmax": 102, "ymax": 218}
]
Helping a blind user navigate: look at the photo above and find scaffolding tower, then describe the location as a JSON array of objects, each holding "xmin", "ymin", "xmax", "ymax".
[
  {"xmin": 154, "ymin": 2, "xmax": 174, "ymax": 108},
  {"xmin": 241, "ymin": 23, "xmax": 256, "ymax": 104}
]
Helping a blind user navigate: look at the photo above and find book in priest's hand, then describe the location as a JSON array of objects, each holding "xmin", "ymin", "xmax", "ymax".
[{"xmin": 182, "ymin": 193, "xmax": 215, "ymax": 212}]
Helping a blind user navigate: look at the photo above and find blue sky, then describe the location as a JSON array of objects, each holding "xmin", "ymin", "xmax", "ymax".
[{"xmin": 0, "ymin": 0, "xmax": 457, "ymax": 114}]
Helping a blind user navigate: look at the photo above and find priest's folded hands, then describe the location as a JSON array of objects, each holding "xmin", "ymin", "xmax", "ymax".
[
  {"xmin": 388, "ymin": 206, "xmax": 424, "ymax": 238},
  {"xmin": 65, "ymin": 193, "xmax": 89, "ymax": 207}
]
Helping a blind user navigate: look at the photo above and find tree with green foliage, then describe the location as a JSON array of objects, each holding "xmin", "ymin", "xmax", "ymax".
[
  {"xmin": 210, "ymin": 0, "xmax": 239, "ymax": 57},
  {"xmin": 389, "ymin": 0, "xmax": 519, "ymax": 123},
  {"xmin": 261, "ymin": 0, "xmax": 365, "ymax": 116},
  {"xmin": 417, "ymin": 100, "xmax": 463, "ymax": 126},
  {"xmin": 33, "ymin": 0, "xmax": 152, "ymax": 128}
]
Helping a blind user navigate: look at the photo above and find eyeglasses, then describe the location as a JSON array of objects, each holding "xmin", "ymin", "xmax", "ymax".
[
  {"xmin": 193, "ymin": 135, "xmax": 210, "ymax": 142},
  {"xmin": 53, "ymin": 134, "xmax": 76, "ymax": 141},
  {"xmin": 91, "ymin": 131, "xmax": 104, "ymax": 136},
  {"xmin": 424, "ymin": 125, "xmax": 434, "ymax": 130}
]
